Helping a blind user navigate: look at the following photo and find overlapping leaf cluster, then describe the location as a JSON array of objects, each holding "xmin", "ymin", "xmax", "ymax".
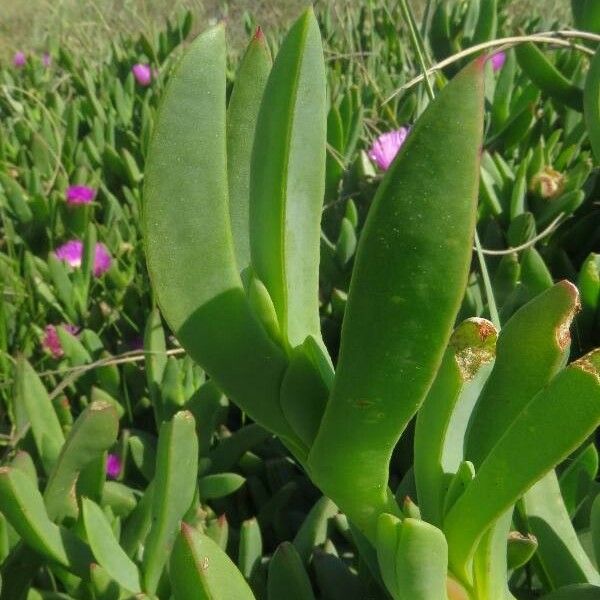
[{"xmin": 3, "ymin": 1, "xmax": 600, "ymax": 599}]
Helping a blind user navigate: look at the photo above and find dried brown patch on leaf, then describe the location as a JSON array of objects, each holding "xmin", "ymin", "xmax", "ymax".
[
  {"xmin": 573, "ymin": 348, "xmax": 600, "ymax": 383},
  {"xmin": 555, "ymin": 280, "xmax": 580, "ymax": 352},
  {"xmin": 450, "ymin": 318, "xmax": 498, "ymax": 381}
]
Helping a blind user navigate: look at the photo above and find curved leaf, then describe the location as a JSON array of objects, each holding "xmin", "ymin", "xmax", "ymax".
[
  {"xmin": 142, "ymin": 411, "xmax": 198, "ymax": 594},
  {"xmin": 14, "ymin": 357, "xmax": 64, "ymax": 476},
  {"xmin": 415, "ymin": 318, "xmax": 497, "ymax": 527},
  {"xmin": 466, "ymin": 281, "xmax": 579, "ymax": 466},
  {"xmin": 309, "ymin": 58, "xmax": 485, "ymax": 541},
  {"xmin": 227, "ymin": 27, "xmax": 272, "ymax": 271},
  {"xmin": 521, "ymin": 472, "xmax": 600, "ymax": 588},
  {"xmin": 170, "ymin": 524, "xmax": 255, "ymax": 600},
  {"xmin": 249, "ymin": 7, "xmax": 327, "ymax": 349},
  {"xmin": 584, "ymin": 45, "xmax": 600, "ymax": 163},
  {"xmin": 143, "ymin": 26, "xmax": 296, "ymax": 443},
  {"xmin": 515, "ymin": 43, "xmax": 583, "ymax": 112},
  {"xmin": 82, "ymin": 498, "xmax": 141, "ymax": 593},
  {"xmin": 445, "ymin": 350, "xmax": 600, "ymax": 582},
  {"xmin": 268, "ymin": 542, "xmax": 315, "ymax": 600},
  {"xmin": 44, "ymin": 401, "xmax": 119, "ymax": 522}
]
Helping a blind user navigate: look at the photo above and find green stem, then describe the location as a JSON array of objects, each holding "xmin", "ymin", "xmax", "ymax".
[
  {"xmin": 474, "ymin": 230, "xmax": 501, "ymax": 329},
  {"xmin": 397, "ymin": 0, "xmax": 436, "ymax": 101},
  {"xmin": 420, "ymin": 0, "xmax": 434, "ymax": 39}
]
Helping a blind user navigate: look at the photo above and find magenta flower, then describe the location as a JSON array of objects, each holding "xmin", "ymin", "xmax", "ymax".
[
  {"xmin": 13, "ymin": 51, "xmax": 26, "ymax": 68},
  {"xmin": 66, "ymin": 185, "xmax": 96, "ymax": 205},
  {"xmin": 106, "ymin": 454, "xmax": 122, "ymax": 479},
  {"xmin": 54, "ymin": 240, "xmax": 112, "ymax": 276},
  {"xmin": 132, "ymin": 63, "xmax": 152, "ymax": 86},
  {"xmin": 42, "ymin": 324, "xmax": 79, "ymax": 358},
  {"xmin": 368, "ymin": 127, "xmax": 410, "ymax": 171},
  {"xmin": 490, "ymin": 51, "xmax": 506, "ymax": 72},
  {"xmin": 42, "ymin": 53, "xmax": 52, "ymax": 68}
]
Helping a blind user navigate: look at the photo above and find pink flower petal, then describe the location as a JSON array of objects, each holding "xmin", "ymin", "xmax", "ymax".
[
  {"xmin": 368, "ymin": 127, "xmax": 410, "ymax": 171},
  {"xmin": 42, "ymin": 53, "xmax": 52, "ymax": 68},
  {"xmin": 106, "ymin": 454, "xmax": 122, "ymax": 479},
  {"xmin": 132, "ymin": 63, "xmax": 152, "ymax": 86},
  {"xmin": 54, "ymin": 240, "xmax": 83, "ymax": 268},
  {"xmin": 93, "ymin": 243, "xmax": 112, "ymax": 276},
  {"xmin": 490, "ymin": 51, "xmax": 506, "ymax": 72},
  {"xmin": 66, "ymin": 185, "xmax": 96, "ymax": 205},
  {"xmin": 13, "ymin": 51, "xmax": 26, "ymax": 68},
  {"xmin": 42, "ymin": 324, "xmax": 79, "ymax": 358},
  {"xmin": 54, "ymin": 240, "xmax": 112, "ymax": 277}
]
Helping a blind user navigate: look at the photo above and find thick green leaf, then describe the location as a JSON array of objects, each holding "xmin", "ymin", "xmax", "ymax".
[
  {"xmin": 249, "ymin": 7, "xmax": 327, "ymax": 348},
  {"xmin": 142, "ymin": 411, "xmax": 198, "ymax": 594},
  {"xmin": 227, "ymin": 27, "xmax": 272, "ymax": 271},
  {"xmin": 0, "ymin": 468, "xmax": 92, "ymax": 578},
  {"xmin": 144, "ymin": 307, "xmax": 167, "ymax": 424},
  {"xmin": 14, "ymin": 357, "xmax": 65, "ymax": 476},
  {"xmin": 472, "ymin": 0, "xmax": 497, "ymax": 43},
  {"xmin": 207, "ymin": 424, "xmax": 270, "ymax": 474},
  {"xmin": 415, "ymin": 318, "xmax": 497, "ymax": 526},
  {"xmin": 170, "ymin": 524, "xmax": 255, "ymax": 600},
  {"xmin": 121, "ymin": 483, "xmax": 154, "ymax": 558},
  {"xmin": 279, "ymin": 335, "xmax": 333, "ymax": 447},
  {"xmin": 572, "ymin": 0, "xmax": 600, "ymax": 33},
  {"xmin": 445, "ymin": 350, "xmax": 600, "ymax": 583},
  {"xmin": 542, "ymin": 585, "xmax": 600, "ymax": 599},
  {"xmin": 292, "ymin": 496, "xmax": 338, "ymax": 564},
  {"xmin": 89, "ymin": 563, "xmax": 122, "ymax": 600},
  {"xmin": 376, "ymin": 513, "xmax": 401, "ymax": 599},
  {"xmin": 238, "ymin": 518, "xmax": 262, "ymax": 579},
  {"xmin": 462, "ymin": 281, "xmax": 594, "ymax": 586},
  {"xmin": 144, "ymin": 26, "xmax": 296, "ymax": 445},
  {"xmin": 81, "ymin": 498, "xmax": 141, "ymax": 593},
  {"xmin": 198, "ymin": 473, "xmax": 245, "ymax": 500},
  {"xmin": 268, "ymin": 542, "xmax": 315, "ymax": 600},
  {"xmin": 128, "ymin": 431, "xmax": 157, "ymax": 482},
  {"xmin": 472, "ymin": 510, "xmax": 514, "ymax": 600},
  {"xmin": 591, "ymin": 494, "xmax": 600, "ymax": 567},
  {"xmin": 466, "ymin": 281, "xmax": 579, "ymax": 467},
  {"xmin": 577, "ymin": 254, "xmax": 600, "ymax": 348},
  {"xmin": 395, "ymin": 518, "xmax": 448, "ymax": 600},
  {"xmin": 11, "ymin": 451, "xmax": 37, "ymax": 484},
  {"xmin": 521, "ymin": 471, "xmax": 600, "ymax": 588},
  {"xmin": 101, "ymin": 481, "xmax": 137, "ymax": 518},
  {"xmin": 206, "ymin": 515, "xmax": 229, "ymax": 550},
  {"xmin": 377, "ymin": 514, "xmax": 448, "ymax": 600},
  {"xmin": 516, "ymin": 43, "xmax": 583, "ymax": 112},
  {"xmin": 309, "ymin": 58, "xmax": 485, "ymax": 542},
  {"xmin": 186, "ymin": 381, "xmax": 227, "ymax": 458},
  {"xmin": 313, "ymin": 545, "xmax": 361, "ymax": 600},
  {"xmin": 584, "ymin": 46, "xmax": 600, "ymax": 163},
  {"xmin": 559, "ymin": 443, "xmax": 598, "ymax": 517},
  {"xmin": 506, "ymin": 531, "xmax": 538, "ymax": 571},
  {"xmin": 44, "ymin": 401, "xmax": 119, "ymax": 522}
]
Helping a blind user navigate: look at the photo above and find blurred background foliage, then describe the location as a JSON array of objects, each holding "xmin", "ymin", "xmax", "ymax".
[{"xmin": 0, "ymin": 0, "xmax": 570, "ymax": 60}]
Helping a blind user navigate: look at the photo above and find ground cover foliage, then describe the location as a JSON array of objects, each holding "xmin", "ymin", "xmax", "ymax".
[{"xmin": 3, "ymin": 1, "xmax": 600, "ymax": 598}]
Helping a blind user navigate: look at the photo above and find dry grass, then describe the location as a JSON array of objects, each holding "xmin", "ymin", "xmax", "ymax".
[
  {"xmin": 0, "ymin": 0, "xmax": 309, "ymax": 60},
  {"xmin": 0, "ymin": 0, "xmax": 572, "ymax": 62}
]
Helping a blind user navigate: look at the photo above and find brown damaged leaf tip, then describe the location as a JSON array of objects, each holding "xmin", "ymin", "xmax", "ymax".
[
  {"xmin": 89, "ymin": 400, "xmax": 112, "ymax": 411},
  {"xmin": 556, "ymin": 280, "xmax": 580, "ymax": 351},
  {"xmin": 573, "ymin": 348, "xmax": 600, "ymax": 382},
  {"xmin": 508, "ymin": 531, "xmax": 537, "ymax": 543}
]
